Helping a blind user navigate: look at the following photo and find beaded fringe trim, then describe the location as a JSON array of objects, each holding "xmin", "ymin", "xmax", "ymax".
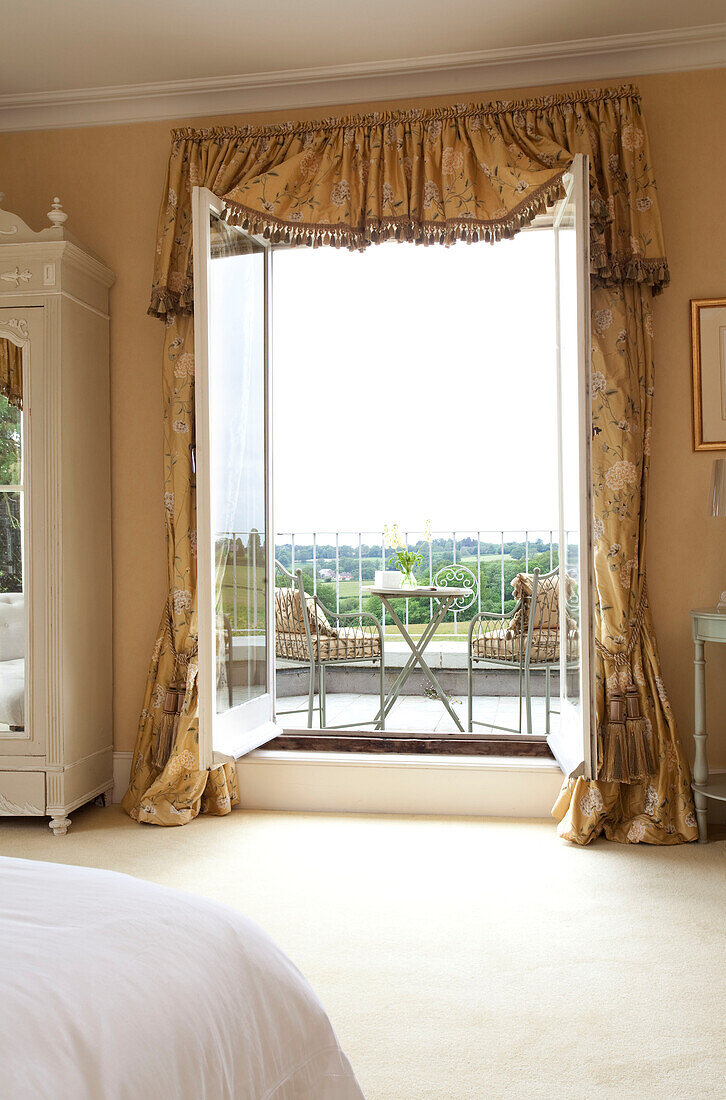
[{"xmin": 223, "ymin": 170, "xmax": 567, "ymax": 251}]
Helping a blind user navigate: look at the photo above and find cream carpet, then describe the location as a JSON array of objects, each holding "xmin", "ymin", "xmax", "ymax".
[{"xmin": 1, "ymin": 805, "xmax": 724, "ymax": 1099}]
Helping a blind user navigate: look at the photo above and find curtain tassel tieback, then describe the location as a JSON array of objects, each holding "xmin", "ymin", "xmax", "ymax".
[
  {"xmin": 600, "ymin": 685, "xmax": 656, "ymax": 783},
  {"xmin": 597, "ymin": 583, "xmax": 655, "ymax": 783},
  {"xmin": 623, "ymin": 684, "xmax": 656, "ymax": 781},
  {"xmin": 152, "ymin": 602, "xmax": 199, "ymax": 771},
  {"xmin": 601, "ymin": 691, "xmax": 628, "ymax": 783},
  {"xmin": 152, "ymin": 677, "xmax": 185, "ymax": 771}
]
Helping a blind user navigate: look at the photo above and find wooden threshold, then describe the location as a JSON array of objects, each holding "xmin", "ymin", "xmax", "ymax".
[{"xmin": 270, "ymin": 733, "xmax": 553, "ymax": 758}]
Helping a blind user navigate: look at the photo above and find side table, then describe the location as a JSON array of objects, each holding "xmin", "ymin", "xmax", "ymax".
[
  {"xmin": 365, "ymin": 585, "xmax": 470, "ymax": 732},
  {"xmin": 691, "ymin": 608, "xmax": 726, "ymax": 842}
]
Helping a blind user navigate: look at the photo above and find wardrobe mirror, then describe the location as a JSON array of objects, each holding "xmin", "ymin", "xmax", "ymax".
[{"xmin": 0, "ymin": 336, "xmax": 25, "ymax": 734}]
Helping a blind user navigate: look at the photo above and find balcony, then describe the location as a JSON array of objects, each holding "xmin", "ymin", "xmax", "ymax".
[{"xmin": 258, "ymin": 530, "xmax": 562, "ymax": 754}]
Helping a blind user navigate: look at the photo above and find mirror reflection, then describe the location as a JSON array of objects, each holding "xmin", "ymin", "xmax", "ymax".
[{"xmin": 0, "ymin": 336, "xmax": 25, "ymax": 733}]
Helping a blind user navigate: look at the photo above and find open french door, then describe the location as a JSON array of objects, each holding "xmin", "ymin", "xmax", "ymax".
[
  {"xmin": 192, "ymin": 187, "xmax": 278, "ymax": 768},
  {"xmin": 548, "ymin": 155, "xmax": 597, "ymax": 778}
]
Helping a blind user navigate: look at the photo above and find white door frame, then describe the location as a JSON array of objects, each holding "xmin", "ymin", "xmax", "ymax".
[
  {"xmin": 547, "ymin": 154, "xmax": 597, "ymax": 778},
  {"xmin": 193, "ymin": 165, "xmax": 596, "ymax": 776},
  {"xmin": 192, "ymin": 187, "xmax": 278, "ymax": 768}
]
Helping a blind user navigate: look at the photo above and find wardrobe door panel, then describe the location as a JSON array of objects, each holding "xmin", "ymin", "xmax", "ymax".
[{"xmin": 0, "ymin": 308, "xmax": 44, "ymax": 757}]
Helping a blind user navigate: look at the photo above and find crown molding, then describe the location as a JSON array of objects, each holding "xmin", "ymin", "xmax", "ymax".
[{"xmin": 1, "ymin": 23, "xmax": 725, "ymax": 133}]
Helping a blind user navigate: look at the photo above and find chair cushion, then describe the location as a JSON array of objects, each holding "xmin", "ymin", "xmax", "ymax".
[
  {"xmin": 472, "ymin": 628, "xmax": 579, "ymax": 664},
  {"xmin": 276, "ymin": 631, "xmax": 310, "ymax": 662},
  {"xmin": 512, "ymin": 572, "xmax": 557, "ymax": 632},
  {"xmin": 472, "ymin": 628, "xmax": 521, "ymax": 661},
  {"xmin": 0, "ymin": 594, "xmax": 24, "ymax": 662},
  {"xmin": 274, "ymin": 587, "xmax": 333, "ymax": 635},
  {"xmin": 313, "ymin": 629, "xmax": 381, "ymax": 661},
  {"xmin": 511, "ymin": 572, "xmax": 578, "ymax": 629},
  {"xmin": 276, "ymin": 629, "xmax": 380, "ymax": 662}
]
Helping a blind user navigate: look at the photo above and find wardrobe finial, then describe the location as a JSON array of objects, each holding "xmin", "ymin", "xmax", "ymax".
[{"xmin": 47, "ymin": 197, "xmax": 68, "ymax": 229}]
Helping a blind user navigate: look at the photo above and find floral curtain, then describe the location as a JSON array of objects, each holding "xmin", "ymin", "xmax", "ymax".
[
  {"xmin": 0, "ymin": 337, "xmax": 22, "ymax": 409},
  {"xmin": 122, "ymin": 314, "xmax": 239, "ymax": 824},
  {"xmin": 552, "ymin": 283, "xmax": 696, "ymax": 843},
  {"xmin": 125, "ymin": 82, "xmax": 696, "ymax": 842}
]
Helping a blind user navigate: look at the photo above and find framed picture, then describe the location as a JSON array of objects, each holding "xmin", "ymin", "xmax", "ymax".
[{"xmin": 692, "ymin": 297, "xmax": 726, "ymax": 451}]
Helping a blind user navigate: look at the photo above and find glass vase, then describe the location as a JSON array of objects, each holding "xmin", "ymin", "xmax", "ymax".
[{"xmin": 400, "ymin": 570, "xmax": 418, "ymax": 589}]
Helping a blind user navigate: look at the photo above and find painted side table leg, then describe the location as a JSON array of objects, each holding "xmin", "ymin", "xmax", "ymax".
[{"xmin": 693, "ymin": 638, "xmax": 708, "ymax": 843}]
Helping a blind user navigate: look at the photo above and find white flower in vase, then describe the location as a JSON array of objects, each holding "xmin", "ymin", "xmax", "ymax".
[{"xmin": 383, "ymin": 520, "xmax": 432, "ymax": 588}]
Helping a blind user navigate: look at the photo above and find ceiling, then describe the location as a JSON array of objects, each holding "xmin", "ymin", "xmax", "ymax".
[{"xmin": 3, "ymin": 0, "xmax": 725, "ymax": 96}]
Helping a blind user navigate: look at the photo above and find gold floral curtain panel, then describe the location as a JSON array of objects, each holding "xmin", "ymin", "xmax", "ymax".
[
  {"xmin": 553, "ymin": 282, "xmax": 696, "ymax": 843},
  {"xmin": 122, "ymin": 313, "xmax": 239, "ymax": 826},
  {"xmin": 0, "ymin": 337, "xmax": 23, "ymax": 409},
  {"xmin": 125, "ymin": 83, "xmax": 696, "ymax": 843}
]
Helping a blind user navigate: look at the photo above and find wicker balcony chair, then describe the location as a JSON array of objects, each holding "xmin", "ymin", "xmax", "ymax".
[
  {"xmin": 274, "ymin": 560, "xmax": 385, "ymax": 730},
  {"xmin": 467, "ymin": 566, "xmax": 579, "ymax": 736}
]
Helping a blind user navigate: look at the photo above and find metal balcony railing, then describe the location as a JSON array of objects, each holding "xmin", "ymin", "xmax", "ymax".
[{"xmin": 264, "ymin": 530, "xmax": 560, "ymax": 639}]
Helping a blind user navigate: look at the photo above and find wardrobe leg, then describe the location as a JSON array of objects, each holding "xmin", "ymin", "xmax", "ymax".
[{"xmin": 49, "ymin": 815, "xmax": 72, "ymax": 837}]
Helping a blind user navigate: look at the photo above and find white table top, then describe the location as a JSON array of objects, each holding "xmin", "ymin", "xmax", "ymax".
[{"xmin": 364, "ymin": 585, "xmax": 470, "ymax": 599}]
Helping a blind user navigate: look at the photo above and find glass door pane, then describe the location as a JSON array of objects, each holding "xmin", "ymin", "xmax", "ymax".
[
  {"xmin": 0, "ymin": 337, "xmax": 25, "ymax": 736},
  {"xmin": 193, "ymin": 188, "xmax": 276, "ymax": 765},
  {"xmin": 548, "ymin": 155, "xmax": 596, "ymax": 777}
]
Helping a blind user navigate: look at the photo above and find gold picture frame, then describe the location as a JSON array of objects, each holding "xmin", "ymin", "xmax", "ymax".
[{"xmin": 691, "ymin": 297, "xmax": 726, "ymax": 451}]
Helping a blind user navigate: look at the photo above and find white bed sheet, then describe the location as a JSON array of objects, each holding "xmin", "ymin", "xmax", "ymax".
[
  {"xmin": 0, "ymin": 857, "xmax": 364, "ymax": 1100},
  {"xmin": 0, "ymin": 657, "xmax": 24, "ymax": 726}
]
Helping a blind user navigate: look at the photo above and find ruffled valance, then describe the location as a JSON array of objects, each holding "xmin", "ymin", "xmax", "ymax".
[
  {"xmin": 0, "ymin": 337, "xmax": 22, "ymax": 410},
  {"xmin": 150, "ymin": 84, "xmax": 669, "ymax": 318}
]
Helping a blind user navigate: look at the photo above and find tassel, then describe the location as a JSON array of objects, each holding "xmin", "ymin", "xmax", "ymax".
[
  {"xmin": 624, "ymin": 685, "xmax": 657, "ymax": 781},
  {"xmin": 600, "ymin": 691, "xmax": 628, "ymax": 782},
  {"xmin": 152, "ymin": 679, "xmax": 185, "ymax": 770},
  {"xmin": 600, "ymin": 685, "xmax": 657, "ymax": 783}
]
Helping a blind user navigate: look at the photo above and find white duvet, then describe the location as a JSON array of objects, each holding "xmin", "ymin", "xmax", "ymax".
[{"xmin": 0, "ymin": 857, "xmax": 364, "ymax": 1100}]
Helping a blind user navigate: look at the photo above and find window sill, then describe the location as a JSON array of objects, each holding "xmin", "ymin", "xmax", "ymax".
[
  {"xmin": 269, "ymin": 733, "xmax": 553, "ymax": 759},
  {"xmin": 248, "ymin": 747, "xmax": 559, "ymax": 770}
]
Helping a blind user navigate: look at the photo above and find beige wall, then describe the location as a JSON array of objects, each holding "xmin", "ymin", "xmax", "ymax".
[{"xmin": 1, "ymin": 68, "xmax": 725, "ymax": 761}]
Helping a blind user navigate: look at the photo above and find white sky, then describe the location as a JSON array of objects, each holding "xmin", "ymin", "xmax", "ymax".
[{"xmin": 273, "ymin": 232, "xmax": 559, "ymax": 540}]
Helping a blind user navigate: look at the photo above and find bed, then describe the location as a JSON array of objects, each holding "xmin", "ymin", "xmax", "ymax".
[
  {"xmin": 0, "ymin": 857, "xmax": 364, "ymax": 1099},
  {"xmin": 0, "ymin": 593, "xmax": 24, "ymax": 728}
]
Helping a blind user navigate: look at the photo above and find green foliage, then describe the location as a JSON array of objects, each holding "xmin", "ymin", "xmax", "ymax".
[
  {"xmin": 279, "ymin": 538, "xmax": 560, "ymax": 629},
  {"xmin": 0, "ymin": 396, "xmax": 20, "ymax": 486},
  {"xmin": 0, "ymin": 396, "xmax": 22, "ymax": 593}
]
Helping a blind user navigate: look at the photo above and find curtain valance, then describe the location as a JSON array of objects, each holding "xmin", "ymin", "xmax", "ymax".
[
  {"xmin": 0, "ymin": 338, "xmax": 22, "ymax": 410},
  {"xmin": 150, "ymin": 84, "xmax": 668, "ymax": 318}
]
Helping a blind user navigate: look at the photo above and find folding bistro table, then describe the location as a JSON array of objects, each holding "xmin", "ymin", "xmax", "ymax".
[{"xmin": 366, "ymin": 584, "xmax": 470, "ymax": 733}]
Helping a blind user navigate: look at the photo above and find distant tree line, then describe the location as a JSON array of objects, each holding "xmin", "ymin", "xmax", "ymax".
[
  {"xmin": 0, "ymin": 396, "xmax": 22, "ymax": 593},
  {"xmin": 274, "ymin": 536, "xmax": 555, "ymax": 568},
  {"xmin": 276, "ymin": 543, "xmax": 559, "ymax": 624}
]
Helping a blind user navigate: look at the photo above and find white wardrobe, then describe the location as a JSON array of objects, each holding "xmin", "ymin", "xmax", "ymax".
[{"xmin": 0, "ymin": 196, "xmax": 114, "ymax": 835}]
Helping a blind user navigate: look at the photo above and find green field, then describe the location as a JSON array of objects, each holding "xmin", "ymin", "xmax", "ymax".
[
  {"xmin": 382, "ymin": 622, "xmax": 468, "ymax": 638},
  {"xmin": 335, "ymin": 579, "xmax": 363, "ymax": 598}
]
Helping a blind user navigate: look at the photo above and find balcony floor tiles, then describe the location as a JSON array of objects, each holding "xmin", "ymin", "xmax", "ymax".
[{"xmin": 278, "ymin": 692, "xmax": 557, "ymax": 736}]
